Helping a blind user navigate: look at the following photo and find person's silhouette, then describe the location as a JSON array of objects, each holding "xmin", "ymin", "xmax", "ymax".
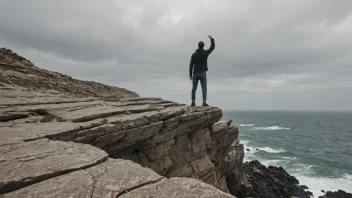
[{"xmin": 189, "ymin": 35, "xmax": 215, "ymax": 107}]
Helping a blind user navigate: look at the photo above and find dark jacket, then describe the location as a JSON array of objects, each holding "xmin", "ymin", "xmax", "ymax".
[{"xmin": 189, "ymin": 38, "xmax": 215, "ymax": 77}]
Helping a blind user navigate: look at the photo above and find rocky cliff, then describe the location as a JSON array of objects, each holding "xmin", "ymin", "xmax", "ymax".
[
  {"xmin": 0, "ymin": 94, "xmax": 246, "ymax": 197},
  {"xmin": 0, "ymin": 48, "xmax": 138, "ymax": 98},
  {"xmin": 0, "ymin": 49, "xmax": 247, "ymax": 197}
]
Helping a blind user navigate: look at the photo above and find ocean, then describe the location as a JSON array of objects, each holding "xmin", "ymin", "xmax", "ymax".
[{"xmin": 222, "ymin": 111, "xmax": 352, "ymax": 198}]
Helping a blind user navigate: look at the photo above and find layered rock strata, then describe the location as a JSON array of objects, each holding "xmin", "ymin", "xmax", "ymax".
[
  {"xmin": 0, "ymin": 47, "xmax": 138, "ymax": 98},
  {"xmin": 0, "ymin": 140, "xmax": 235, "ymax": 198},
  {"xmin": 0, "ymin": 92, "xmax": 245, "ymax": 197},
  {"xmin": 0, "ymin": 48, "xmax": 246, "ymax": 197}
]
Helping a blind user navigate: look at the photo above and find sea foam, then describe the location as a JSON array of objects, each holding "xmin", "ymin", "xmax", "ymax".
[
  {"xmin": 237, "ymin": 124, "xmax": 255, "ymax": 127},
  {"xmin": 257, "ymin": 147, "xmax": 286, "ymax": 153},
  {"xmin": 251, "ymin": 126, "xmax": 291, "ymax": 130},
  {"xmin": 244, "ymin": 145, "xmax": 285, "ymax": 154},
  {"xmin": 294, "ymin": 173, "xmax": 352, "ymax": 198}
]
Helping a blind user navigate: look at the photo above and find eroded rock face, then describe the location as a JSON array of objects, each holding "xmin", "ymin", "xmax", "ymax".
[
  {"xmin": 243, "ymin": 160, "xmax": 311, "ymax": 198},
  {"xmin": 0, "ymin": 94, "xmax": 244, "ymax": 197},
  {"xmin": 1, "ymin": 158, "xmax": 163, "ymax": 198},
  {"xmin": 0, "ymin": 48, "xmax": 245, "ymax": 197},
  {"xmin": 0, "ymin": 91, "xmax": 246, "ymax": 193},
  {"xmin": 1, "ymin": 158, "xmax": 236, "ymax": 198}
]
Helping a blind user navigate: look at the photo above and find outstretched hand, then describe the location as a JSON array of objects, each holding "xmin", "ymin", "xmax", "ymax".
[
  {"xmin": 189, "ymin": 76, "xmax": 192, "ymax": 80},
  {"xmin": 208, "ymin": 35, "xmax": 213, "ymax": 39}
]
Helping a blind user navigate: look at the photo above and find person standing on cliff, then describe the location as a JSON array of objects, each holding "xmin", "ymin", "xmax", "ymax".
[{"xmin": 189, "ymin": 35, "xmax": 215, "ymax": 107}]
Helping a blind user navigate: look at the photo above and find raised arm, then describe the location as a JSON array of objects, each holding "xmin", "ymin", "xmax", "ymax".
[
  {"xmin": 189, "ymin": 54, "xmax": 194, "ymax": 79},
  {"xmin": 206, "ymin": 35, "xmax": 215, "ymax": 55}
]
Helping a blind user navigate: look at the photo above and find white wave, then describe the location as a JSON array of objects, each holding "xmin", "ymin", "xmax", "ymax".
[
  {"xmin": 242, "ymin": 143, "xmax": 352, "ymax": 198},
  {"xmin": 260, "ymin": 159, "xmax": 290, "ymax": 167},
  {"xmin": 294, "ymin": 173, "xmax": 352, "ymax": 198},
  {"xmin": 291, "ymin": 163, "xmax": 318, "ymax": 174},
  {"xmin": 241, "ymin": 140, "xmax": 249, "ymax": 144},
  {"xmin": 244, "ymin": 145, "xmax": 285, "ymax": 155},
  {"xmin": 281, "ymin": 156, "xmax": 298, "ymax": 160},
  {"xmin": 256, "ymin": 147, "xmax": 286, "ymax": 153},
  {"xmin": 237, "ymin": 124, "xmax": 255, "ymax": 127},
  {"xmin": 251, "ymin": 126, "xmax": 291, "ymax": 130}
]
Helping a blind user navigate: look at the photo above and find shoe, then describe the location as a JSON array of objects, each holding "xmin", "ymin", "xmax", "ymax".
[
  {"xmin": 191, "ymin": 102, "xmax": 196, "ymax": 107},
  {"xmin": 202, "ymin": 102, "xmax": 209, "ymax": 107}
]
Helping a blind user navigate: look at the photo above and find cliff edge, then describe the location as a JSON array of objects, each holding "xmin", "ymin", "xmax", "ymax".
[
  {"xmin": 0, "ymin": 49, "xmax": 247, "ymax": 198},
  {"xmin": 0, "ymin": 95, "xmax": 246, "ymax": 197}
]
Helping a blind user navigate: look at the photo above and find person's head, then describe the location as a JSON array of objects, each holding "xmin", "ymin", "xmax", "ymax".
[{"xmin": 198, "ymin": 41, "xmax": 204, "ymax": 49}]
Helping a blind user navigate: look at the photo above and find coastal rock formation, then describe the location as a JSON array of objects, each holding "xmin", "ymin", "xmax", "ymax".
[
  {"xmin": 0, "ymin": 144, "xmax": 235, "ymax": 198},
  {"xmin": 0, "ymin": 95, "xmax": 244, "ymax": 197},
  {"xmin": 0, "ymin": 46, "xmax": 246, "ymax": 197},
  {"xmin": 243, "ymin": 160, "xmax": 312, "ymax": 198},
  {"xmin": 0, "ymin": 48, "xmax": 246, "ymax": 197},
  {"xmin": 0, "ymin": 47, "xmax": 138, "ymax": 98},
  {"xmin": 319, "ymin": 190, "xmax": 352, "ymax": 198},
  {"xmin": 0, "ymin": 87, "xmax": 244, "ymax": 197},
  {"xmin": 0, "ymin": 90, "xmax": 246, "ymax": 194}
]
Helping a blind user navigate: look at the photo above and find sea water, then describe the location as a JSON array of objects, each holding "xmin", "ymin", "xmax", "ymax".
[{"xmin": 222, "ymin": 111, "xmax": 352, "ymax": 197}]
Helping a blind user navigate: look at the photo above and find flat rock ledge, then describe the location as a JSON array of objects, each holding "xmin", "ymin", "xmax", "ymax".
[{"xmin": 0, "ymin": 94, "xmax": 245, "ymax": 197}]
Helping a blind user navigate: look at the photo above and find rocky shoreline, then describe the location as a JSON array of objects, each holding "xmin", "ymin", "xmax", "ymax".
[
  {"xmin": 319, "ymin": 190, "xmax": 352, "ymax": 198},
  {"xmin": 242, "ymin": 160, "xmax": 311, "ymax": 198},
  {"xmin": 241, "ymin": 160, "xmax": 352, "ymax": 198}
]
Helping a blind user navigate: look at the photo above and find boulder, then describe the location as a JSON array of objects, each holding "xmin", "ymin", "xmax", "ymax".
[
  {"xmin": 243, "ymin": 160, "xmax": 311, "ymax": 198},
  {"xmin": 319, "ymin": 189, "xmax": 352, "ymax": 198}
]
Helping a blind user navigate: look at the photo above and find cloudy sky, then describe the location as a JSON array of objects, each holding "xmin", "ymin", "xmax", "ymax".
[{"xmin": 1, "ymin": 0, "xmax": 352, "ymax": 111}]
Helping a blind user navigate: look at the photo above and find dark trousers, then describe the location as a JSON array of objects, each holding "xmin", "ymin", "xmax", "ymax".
[{"xmin": 191, "ymin": 72, "xmax": 207, "ymax": 101}]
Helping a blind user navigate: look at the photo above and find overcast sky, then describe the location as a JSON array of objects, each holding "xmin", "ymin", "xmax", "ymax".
[{"xmin": 1, "ymin": 0, "xmax": 352, "ymax": 111}]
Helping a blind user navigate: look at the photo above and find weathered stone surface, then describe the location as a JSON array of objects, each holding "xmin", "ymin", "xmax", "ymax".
[
  {"xmin": 0, "ymin": 96, "xmax": 241, "ymax": 196},
  {"xmin": 0, "ymin": 122, "xmax": 90, "ymax": 145},
  {"xmin": 73, "ymin": 124, "xmax": 121, "ymax": 144},
  {"xmin": 87, "ymin": 159, "xmax": 163, "ymax": 198},
  {"xmin": 106, "ymin": 121, "xmax": 164, "ymax": 153},
  {"xmin": 0, "ymin": 158, "xmax": 237, "ymax": 198},
  {"xmin": 0, "ymin": 158, "xmax": 161, "ymax": 198},
  {"xmin": 159, "ymin": 106, "xmax": 187, "ymax": 120},
  {"xmin": 120, "ymin": 97, "xmax": 162, "ymax": 102},
  {"xmin": 0, "ymin": 49, "xmax": 248, "ymax": 197},
  {"xmin": 0, "ymin": 127, "xmax": 38, "ymax": 146},
  {"xmin": 16, "ymin": 122, "xmax": 81, "ymax": 138},
  {"xmin": 106, "ymin": 111, "xmax": 161, "ymax": 129},
  {"xmin": 0, "ymin": 138, "xmax": 108, "ymax": 194},
  {"xmin": 0, "ymin": 170, "xmax": 95, "ymax": 198},
  {"xmin": 0, "ymin": 112, "xmax": 30, "ymax": 122},
  {"xmin": 57, "ymin": 106, "xmax": 127, "ymax": 122},
  {"xmin": 0, "ymin": 100, "xmax": 103, "ymax": 114},
  {"xmin": 119, "ymin": 177, "xmax": 236, "ymax": 198},
  {"xmin": 125, "ymin": 104, "xmax": 165, "ymax": 113}
]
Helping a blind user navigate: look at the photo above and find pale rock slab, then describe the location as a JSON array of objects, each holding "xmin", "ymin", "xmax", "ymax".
[
  {"xmin": 119, "ymin": 177, "xmax": 236, "ymax": 198},
  {"xmin": 0, "ymin": 139, "xmax": 108, "ymax": 194},
  {"xmin": 0, "ymin": 170, "xmax": 95, "ymax": 198}
]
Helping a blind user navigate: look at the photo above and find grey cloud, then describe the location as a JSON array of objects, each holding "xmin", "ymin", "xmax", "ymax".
[{"xmin": 1, "ymin": 0, "xmax": 352, "ymax": 110}]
